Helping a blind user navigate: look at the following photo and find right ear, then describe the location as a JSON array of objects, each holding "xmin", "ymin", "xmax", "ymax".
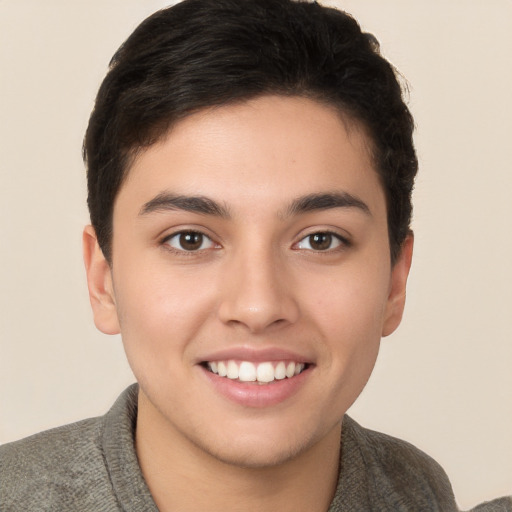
[{"xmin": 82, "ymin": 225, "xmax": 120, "ymax": 335}]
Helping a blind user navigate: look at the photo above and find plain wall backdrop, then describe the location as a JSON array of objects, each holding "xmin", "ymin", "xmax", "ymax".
[{"xmin": 0, "ymin": 1, "xmax": 510, "ymax": 509}]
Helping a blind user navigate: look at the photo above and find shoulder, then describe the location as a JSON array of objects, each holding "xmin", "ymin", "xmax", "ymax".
[
  {"xmin": 469, "ymin": 497, "xmax": 512, "ymax": 512},
  {"xmin": 1, "ymin": 415, "xmax": 102, "ymax": 465},
  {"xmin": 343, "ymin": 416, "xmax": 458, "ymax": 511},
  {"xmin": 0, "ymin": 416, "xmax": 117, "ymax": 511}
]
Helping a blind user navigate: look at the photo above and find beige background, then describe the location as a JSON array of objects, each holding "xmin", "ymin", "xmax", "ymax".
[{"xmin": 0, "ymin": 1, "xmax": 510, "ymax": 509}]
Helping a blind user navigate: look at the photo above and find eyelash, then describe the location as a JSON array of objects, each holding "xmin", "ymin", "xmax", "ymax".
[{"xmin": 161, "ymin": 229, "xmax": 350, "ymax": 254}]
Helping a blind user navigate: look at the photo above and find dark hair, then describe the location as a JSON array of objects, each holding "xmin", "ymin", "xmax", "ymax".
[{"xmin": 84, "ymin": 0, "xmax": 417, "ymax": 264}]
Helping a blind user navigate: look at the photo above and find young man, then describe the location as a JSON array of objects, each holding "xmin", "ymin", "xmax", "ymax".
[{"xmin": 0, "ymin": 1, "xmax": 510, "ymax": 511}]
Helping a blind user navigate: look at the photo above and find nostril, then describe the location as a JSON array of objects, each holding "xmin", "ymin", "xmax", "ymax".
[{"xmin": 217, "ymin": 278, "xmax": 300, "ymax": 332}]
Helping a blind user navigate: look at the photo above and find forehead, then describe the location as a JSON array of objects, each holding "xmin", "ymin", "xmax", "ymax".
[{"xmin": 116, "ymin": 95, "xmax": 385, "ymax": 220}]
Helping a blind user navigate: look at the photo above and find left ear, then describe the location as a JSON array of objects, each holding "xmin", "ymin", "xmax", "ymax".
[{"xmin": 382, "ymin": 233, "xmax": 414, "ymax": 337}]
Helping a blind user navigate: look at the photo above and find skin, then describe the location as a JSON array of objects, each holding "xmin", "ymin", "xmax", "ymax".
[{"xmin": 83, "ymin": 95, "xmax": 413, "ymax": 512}]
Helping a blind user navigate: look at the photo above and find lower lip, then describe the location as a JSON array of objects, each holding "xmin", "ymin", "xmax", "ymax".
[{"xmin": 200, "ymin": 366, "xmax": 311, "ymax": 408}]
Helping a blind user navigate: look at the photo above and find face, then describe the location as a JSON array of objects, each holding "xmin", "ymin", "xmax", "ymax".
[{"xmin": 84, "ymin": 95, "xmax": 412, "ymax": 468}]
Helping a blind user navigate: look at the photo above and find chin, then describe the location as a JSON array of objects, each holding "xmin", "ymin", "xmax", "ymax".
[
  {"xmin": 196, "ymin": 418, "xmax": 339, "ymax": 470},
  {"xmin": 204, "ymin": 435, "xmax": 312, "ymax": 469}
]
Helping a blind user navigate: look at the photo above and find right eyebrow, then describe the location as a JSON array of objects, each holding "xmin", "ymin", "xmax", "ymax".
[{"xmin": 139, "ymin": 193, "xmax": 231, "ymax": 218}]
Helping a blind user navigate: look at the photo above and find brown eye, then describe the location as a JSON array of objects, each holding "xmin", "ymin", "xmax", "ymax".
[
  {"xmin": 180, "ymin": 232, "xmax": 203, "ymax": 250},
  {"xmin": 309, "ymin": 233, "xmax": 333, "ymax": 250},
  {"xmin": 165, "ymin": 231, "xmax": 215, "ymax": 252},
  {"xmin": 296, "ymin": 232, "xmax": 344, "ymax": 251}
]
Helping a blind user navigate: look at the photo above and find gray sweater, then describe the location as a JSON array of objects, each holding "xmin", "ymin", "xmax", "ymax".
[{"xmin": 1, "ymin": 384, "xmax": 510, "ymax": 511}]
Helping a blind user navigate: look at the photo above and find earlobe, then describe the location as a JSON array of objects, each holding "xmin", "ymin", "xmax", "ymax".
[
  {"xmin": 83, "ymin": 225, "xmax": 120, "ymax": 335},
  {"xmin": 382, "ymin": 233, "xmax": 414, "ymax": 337}
]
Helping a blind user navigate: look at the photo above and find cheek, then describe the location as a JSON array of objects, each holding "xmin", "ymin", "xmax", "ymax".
[
  {"xmin": 310, "ymin": 270, "xmax": 389, "ymax": 343},
  {"xmin": 314, "ymin": 283, "xmax": 385, "ymax": 408},
  {"xmin": 112, "ymin": 265, "xmax": 216, "ymax": 369},
  {"xmin": 306, "ymin": 263, "xmax": 390, "ymax": 386}
]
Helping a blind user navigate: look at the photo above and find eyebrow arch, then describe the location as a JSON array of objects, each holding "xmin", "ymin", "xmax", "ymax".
[
  {"xmin": 139, "ymin": 193, "xmax": 230, "ymax": 218},
  {"xmin": 284, "ymin": 192, "xmax": 371, "ymax": 217}
]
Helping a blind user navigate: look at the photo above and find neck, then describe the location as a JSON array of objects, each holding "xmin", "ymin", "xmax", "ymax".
[{"xmin": 135, "ymin": 392, "xmax": 342, "ymax": 512}]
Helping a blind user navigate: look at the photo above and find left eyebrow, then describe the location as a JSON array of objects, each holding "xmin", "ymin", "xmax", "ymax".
[
  {"xmin": 283, "ymin": 192, "xmax": 371, "ymax": 218},
  {"xmin": 139, "ymin": 193, "xmax": 231, "ymax": 218}
]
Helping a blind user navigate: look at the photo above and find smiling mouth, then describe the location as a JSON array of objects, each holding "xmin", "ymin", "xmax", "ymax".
[{"xmin": 202, "ymin": 360, "xmax": 309, "ymax": 384}]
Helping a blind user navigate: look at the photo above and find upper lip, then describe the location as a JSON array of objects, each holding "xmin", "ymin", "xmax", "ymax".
[{"xmin": 196, "ymin": 346, "xmax": 314, "ymax": 365}]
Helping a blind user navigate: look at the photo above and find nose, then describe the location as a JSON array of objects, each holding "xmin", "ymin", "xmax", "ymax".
[{"xmin": 217, "ymin": 245, "xmax": 300, "ymax": 333}]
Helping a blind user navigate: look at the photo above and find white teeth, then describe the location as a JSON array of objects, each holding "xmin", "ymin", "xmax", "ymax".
[
  {"xmin": 238, "ymin": 361, "xmax": 257, "ymax": 382},
  {"xmin": 206, "ymin": 360, "xmax": 307, "ymax": 383},
  {"xmin": 285, "ymin": 362, "xmax": 296, "ymax": 378},
  {"xmin": 217, "ymin": 361, "xmax": 227, "ymax": 377},
  {"xmin": 275, "ymin": 361, "xmax": 286, "ymax": 380},
  {"xmin": 256, "ymin": 362, "xmax": 275, "ymax": 383},
  {"xmin": 227, "ymin": 360, "xmax": 239, "ymax": 379}
]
